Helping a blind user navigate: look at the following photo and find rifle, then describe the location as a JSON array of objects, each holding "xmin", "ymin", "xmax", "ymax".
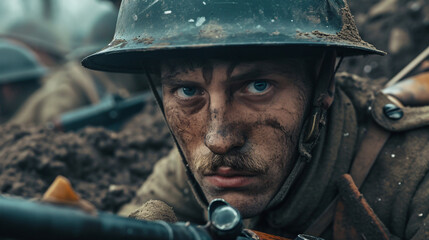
[
  {"xmin": 0, "ymin": 196, "xmax": 322, "ymax": 240},
  {"xmin": 48, "ymin": 91, "xmax": 153, "ymax": 132}
]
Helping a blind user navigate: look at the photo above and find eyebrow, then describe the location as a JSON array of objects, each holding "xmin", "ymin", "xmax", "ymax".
[
  {"xmin": 161, "ymin": 62, "xmax": 296, "ymax": 85},
  {"xmin": 161, "ymin": 70, "xmax": 270, "ymax": 86},
  {"xmin": 228, "ymin": 65, "xmax": 295, "ymax": 83},
  {"xmin": 228, "ymin": 68, "xmax": 272, "ymax": 83},
  {"xmin": 161, "ymin": 77, "xmax": 200, "ymax": 86}
]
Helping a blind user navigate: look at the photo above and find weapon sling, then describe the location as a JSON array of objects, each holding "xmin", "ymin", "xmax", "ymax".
[{"xmin": 304, "ymin": 121, "xmax": 391, "ymax": 236}]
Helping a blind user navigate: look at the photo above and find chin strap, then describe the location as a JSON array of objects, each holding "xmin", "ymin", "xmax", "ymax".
[
  {"xmin": 144, "ymin": 68, "xmax": 209, "ymax": 205},
  {"xmin": 304, "ymin": 51, "xmax": 342, "ymax": 142},
  {"xmin": 266, "ymin": 50, "xmax": 340, "ymax": 209}
]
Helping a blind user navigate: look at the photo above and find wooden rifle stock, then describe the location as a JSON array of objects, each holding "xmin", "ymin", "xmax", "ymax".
[{"xmin": 250, "ymin": 230, "xmax": 292, "ymax": 240}]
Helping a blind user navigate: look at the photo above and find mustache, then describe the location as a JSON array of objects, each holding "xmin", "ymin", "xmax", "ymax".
[{"xmin": 193, "ymin": 151, "xmax": 268, "ymax": 175}]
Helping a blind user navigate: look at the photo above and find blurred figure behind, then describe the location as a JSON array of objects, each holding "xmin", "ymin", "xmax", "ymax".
[
  {"xmin": 0, "ymin": 39, "xmax": 47, "ymax": 123},
  {"xmin": 8, "ymin": 6, "xmax": 148, "ymax": 126},
  {"xmin": 2, "ymin": 18, "xmax": 70, "ymax": 68}
]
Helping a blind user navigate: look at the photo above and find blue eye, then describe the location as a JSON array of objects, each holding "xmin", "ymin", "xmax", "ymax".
[
  {"xmin": 178, "ymin": 87, "xmax": 197, "ymax": 97},
  {"xmin": 247, "ymin": 80, "xmax": 270, "ymax": 94}
]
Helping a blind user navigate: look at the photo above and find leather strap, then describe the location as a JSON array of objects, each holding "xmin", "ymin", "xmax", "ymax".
[
  {"xmin": 334, "ymin": 174, "xmax": 390, "ymax": 240},
  {"xmin": 304, "ymin": 120, "xmax": 391, "ymax": 236}
]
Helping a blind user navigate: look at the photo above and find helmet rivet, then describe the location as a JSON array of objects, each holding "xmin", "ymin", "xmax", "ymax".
[{"xmin": 383, "ymin": 104, "xmax": 403, "ymax": 120}]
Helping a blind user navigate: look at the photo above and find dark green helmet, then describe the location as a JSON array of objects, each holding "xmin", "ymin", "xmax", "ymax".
[
  {"xmin": 67, "ymin": 10, "xmax": 118, "ymax": 61},
  {"xmin": 2, "ymin": 19, "xmax": 69, "ymax": 62},
  {"xmin": 0, "ymin": 39, "xmax": 47, "ymax": 84},
  {"xmin": 83, "ymin": 0, "xmax": 384, "ymax": 73}
]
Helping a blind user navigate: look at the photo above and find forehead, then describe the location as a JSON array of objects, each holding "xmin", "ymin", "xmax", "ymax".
[{"xmin": 160, "ymin": 58, "xmax": 311, "ymax": 78}]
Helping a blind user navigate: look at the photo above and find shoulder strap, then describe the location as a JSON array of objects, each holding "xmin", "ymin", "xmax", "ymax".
[{"xmin": 304, "ymin": 120, "xmax": 391, "ymax": 236}]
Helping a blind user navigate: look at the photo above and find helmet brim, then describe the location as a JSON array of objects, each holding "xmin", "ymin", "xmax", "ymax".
[
  {"xmin": 82, "ymin": 0, "xmax": 386, "ymax": 73},
  {"xmin": 83, "ymin": 41, "xmax": 385, "ymax": 73}
]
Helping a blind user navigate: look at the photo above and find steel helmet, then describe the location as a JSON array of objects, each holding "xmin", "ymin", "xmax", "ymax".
[
  {"xmin": 67, "ymin": 10, "xmax": 118, "ymax": 61},
  {"xmin": 2, "ymin": 19, "xmax": 70, "ymax": 62},
  {"xmin": 0, "ymin": 39, "xmax": 47, "ymax": 84},
  {"xmin": 82, "ymin": 0, "xmax": 384, "ymax": 72}
]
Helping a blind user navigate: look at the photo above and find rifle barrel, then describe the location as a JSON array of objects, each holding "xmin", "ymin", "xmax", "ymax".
[
  {"xmin": 52, "ymin": 91, "xmax": 153, "ymax": 131},
  {"xmin": 0, "ymin": 196, "xmax": 211, "ymax": 240}
]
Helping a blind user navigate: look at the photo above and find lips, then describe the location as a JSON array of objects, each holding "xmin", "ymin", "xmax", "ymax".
[{"xmin": 203, "ymin": 167, "xmax": 258, "ymax": 189}]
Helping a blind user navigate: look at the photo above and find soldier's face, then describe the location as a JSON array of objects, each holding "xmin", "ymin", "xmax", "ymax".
[{"xmin": 161, "ymin": 58, "xmax": 313, "ymax": 218}]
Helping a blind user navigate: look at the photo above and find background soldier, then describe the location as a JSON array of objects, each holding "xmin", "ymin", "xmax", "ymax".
[
  {"xmin": 0, "ymin": 39, "xmax": 47, "ymax": 124},
  {"xmin": 8, "ymin": 2, "xmax": 149, "ymax": 126}
]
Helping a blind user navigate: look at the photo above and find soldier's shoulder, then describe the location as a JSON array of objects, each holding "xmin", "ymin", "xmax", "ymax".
[
  {"xmin": 336, "ymin": 72, "xmax": 429, "ymax": 132},
  {"xmin": 335, "ymin": 72, "xmax": 385, "ymax": 113},
  {"xmin": 43, "ymin": 61, "xmax": 90, "ymax": 85},
  {"xmin": 370, "ymin": 92, "xmax": 429, "ymax": 133}
]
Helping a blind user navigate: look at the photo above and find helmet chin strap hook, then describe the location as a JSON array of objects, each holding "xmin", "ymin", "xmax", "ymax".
[
  {"xmin": 303, "ymin": 51, "xmax": 342, "ymax": 143},
  {"xmin": 266, "ymin": 51, "xmax": 342, "ymax": 209}
]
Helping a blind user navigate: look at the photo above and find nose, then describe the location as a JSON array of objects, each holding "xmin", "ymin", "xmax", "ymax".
[{"xmin": 204, "ymin": 109, "xmax": 246, "ymax": 155}]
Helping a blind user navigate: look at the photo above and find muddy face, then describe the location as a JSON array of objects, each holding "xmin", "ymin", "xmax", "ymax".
[{"xmin": 161, "ymin": 58, "xmax": 314, "ymax": 218}]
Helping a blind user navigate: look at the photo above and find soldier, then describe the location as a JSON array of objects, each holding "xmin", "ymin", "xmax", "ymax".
[
  {"xmin": 8, "ymin": 8, "xmax": 147, "ymax": 126},
  {"xmin": 83, "ymin": 0, "xmax": 429, "ymax": 239},
  {"xmin": 0, "ymin": 39, "xmax": 46, "ymax": 124},
  {"xmin": 2, "ymin": 18, "xmax": 69, "ymax": 68}
]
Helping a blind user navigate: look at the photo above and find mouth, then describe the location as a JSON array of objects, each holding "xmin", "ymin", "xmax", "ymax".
[{"xmin": 203, "ymin": 167, "xmax": 259, "ymax": 189}]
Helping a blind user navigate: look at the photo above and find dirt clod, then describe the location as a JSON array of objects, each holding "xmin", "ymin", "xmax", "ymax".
[{"xmin": 129, "ymin": 200, "xmax": 177, "ymax": 222}]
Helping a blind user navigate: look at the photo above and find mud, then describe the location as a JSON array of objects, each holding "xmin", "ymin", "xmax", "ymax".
[
  {"xmin": 298, "ymin": 3, "xmax": 377, "ymax": 51},
  {"xmin": 108, "ymin": 38, "xmax": 127, "ymax": 48},
  {"xmin": 129, "ymin": 199, "xmax": 177, "ymax": 222},
  {"xmin": 337, "ymin": 4, "xmax": 363, "ymax": 43},
  {"xmin": 199, "ymin": 22, "xmax": 226, "ymax": 39},
  {"xmin": 0, "ymin": 100, "xmax": 173, "ymax": 213},
  {"xmin": 133, "ymin": 36, "xmax": 155, "ymax": 45}
]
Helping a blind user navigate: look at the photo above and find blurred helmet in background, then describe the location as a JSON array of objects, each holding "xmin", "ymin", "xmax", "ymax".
[
  {"xmin": 0, "ymin": 39, "xmax": 47, "ymax": 85},
  {"xmin": 67, "ymin": 9, "xmax": 118, "ymax": 61},
  {"xmin": 2, "ymin": 18, "xmax": 70, "ymax": 66}
]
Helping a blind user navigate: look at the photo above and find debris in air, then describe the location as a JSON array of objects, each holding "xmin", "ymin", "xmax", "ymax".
[{"xmin": 196, "ymin": 17, "xmax": 206, "ymax": 27}]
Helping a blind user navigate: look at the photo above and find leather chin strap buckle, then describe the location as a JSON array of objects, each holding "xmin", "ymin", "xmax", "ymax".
[
  {"xmin": 304, "ymin": 50, "xmax": 338, "ymax": 144},
  {"xmin": 304, "ymin": 111, "xmax": 319, "ymax": 143},
  {"xmin": 304, "ymin": 109, "xmax": 324, "ymax": 143}
]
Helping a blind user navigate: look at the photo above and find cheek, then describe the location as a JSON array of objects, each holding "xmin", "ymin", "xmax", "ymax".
[
  {"xmin": 164, "ymin": 103, "xmax": 206, "ymax": 156},
  {"xmin": 250, "ymin": 100, "xmax": 308, "ymax": 174},
  {"xmin": 252, "ymin": 118, "xmax": 299, "ymax": 167}
]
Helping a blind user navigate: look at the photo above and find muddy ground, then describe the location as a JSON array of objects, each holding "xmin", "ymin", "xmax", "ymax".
[
  {"xmin": 0, "ymin": 102, "xmax": 173, "ymax": 212},
  {"xmin": 0, "ymin": 0, "xmax": 428, "ymax": 213}
]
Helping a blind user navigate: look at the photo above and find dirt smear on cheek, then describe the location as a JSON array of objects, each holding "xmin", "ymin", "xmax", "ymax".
[
  {"xmin": 165, "ymin": 106, "xmax": 193, "ymax": 139},
  {"xmin": 261, "ymin": 119, "xmax": 297, "ymax": 147}
]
